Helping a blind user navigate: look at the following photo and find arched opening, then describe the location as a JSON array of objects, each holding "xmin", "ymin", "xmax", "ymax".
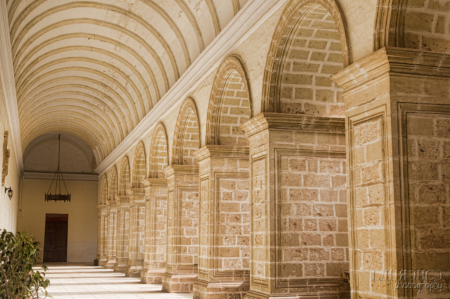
[
  {"xmin": 206, "ymin": 56, "xmax": 251, "ymax": 146},
  {"xmin": 119, "ymin": 157, "xmax": 130, "ymax": 195},
  {"xmin": 172, "ymin": 98, "xmax": 200, "ymax": 165},
  {"xmin": 110, "ymin": 167, "xmax": 118, "ymax": 201},
  {"xmin": 149, "ymin": 123, "xmax": 169, "ymax": 178},
  {"xmin": 132, "ymin": 143, "xmax": 147, "ymax": 188},
  {"xmin": 100, "ymin": 175, "xmax": 108, "ymax": 205},
  {"xmin": 263, "ymin": 1, "xmax": 348, "ymax": 117}
]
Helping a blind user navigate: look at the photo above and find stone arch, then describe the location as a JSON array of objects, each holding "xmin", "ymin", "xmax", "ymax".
[
  {"xmin": 375, "ymin": 0, "xmax": 450, "ymax": 53},
  {"xmin": 100, "ymin": 175, "xmax": 108, "ymax": 205},
  {"xmin": 109, "ymin": 166, "xmax": 118, "ymax": 201},
  {"xmin": 119, "ymin": 156, "xmax": 130, "ymax": 195},
  {"xmin": 261, "ymin": 0, "xmax": 349, "ymax": 116},
  {"xmin": 149, "ymin": 122, "xmax": 169, "ymax": 178},
  {"xmin": 132, "ymin": 142, "xmax": 147, "ymax": 187},
  {"xmin": 172, "ymin": 97, "xmax": 200, "ymax": 165},
  {"xmin": 206, "ymin": 56, "xmax": 252, "ymax": 146}
]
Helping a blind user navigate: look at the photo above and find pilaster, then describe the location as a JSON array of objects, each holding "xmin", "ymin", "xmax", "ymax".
[
  {"xmin": 97, "ymin": 205, "xmax": 108, "ymax": 266},
  {"xmin": 141, "ymin": 178, "xmax": 169, "ymax": 284},
  {"xmin": 114, "ymin": 195, "xmax": 130, "ymax": 272},
  {"xmin": 125, "ymin": 188, "xmax": 146, "ymax": 277},
  {"xmin": 97, "ymin": 204, "xmax": 107, "ymax": 265},
  {"xmin": 105, "ymin": 200, "xmax": 118, "ymax": 269},
  {"xmin": 241, "ymin": 113, "xmax": 349, "ymax": 299},
  {"xmin": 162, "ymin": 165, "xmax": 200, "ymax": 293},
  {"xmin": 192, "ymin": 145, "xmax": 251, "ymax": 299},
  {"xmin": 332, "ymin": 46, "xmax": 450, "ymax": 299}
]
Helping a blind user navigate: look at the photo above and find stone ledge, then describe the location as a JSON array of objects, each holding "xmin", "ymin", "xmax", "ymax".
[
  {"xmin": 141, "ymin": 178, "xmax": 167, "ymax": 187},
  {"xmin": 332, "ymin": 46, "xmax": 450, "ymax": 91},
  {"xmin": 240, "ymin": 113, "xmax": 345, "ymax": 137},
  {"xmin": 194, "ymin": 145, "xmax": 249, "ymax": 162},
  {"xmin": 163, "ymin": 164, "xmax": 199, "ymax": 177}
]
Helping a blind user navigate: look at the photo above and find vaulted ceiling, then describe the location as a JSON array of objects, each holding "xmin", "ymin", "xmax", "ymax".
[{"xmin": 7, "ymin": 0, "xmax": 247, "ymax": 165}]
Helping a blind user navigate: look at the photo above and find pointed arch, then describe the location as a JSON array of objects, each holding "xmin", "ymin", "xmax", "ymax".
[
  {"xmin": 206, "ymin": 56, "xmax": 252, "ymax": 146},
  {"xmin": 172, "ymin": 98, "xmax": 200, "ymax": 165},
  {"xmin": 261, "ymin": 0, "xmax": 349, "ymax": 116},
  {"xmin": 149, "ymin": 123, "xmax": 169, "ymax": 178},
  {"xmin": 119, "ymin": 156, "xmax": 130, "ymax": 195},
  {"xmin": 109, "ymin": 166, "xmax": 118, "ymax": 201},
  {"xmin": 132, "ymin": 142, "xmax": 147, "ymax": 187},
  {"xmin": 100, "ymin": 175, "xmax": 108, "ymax": 205}
]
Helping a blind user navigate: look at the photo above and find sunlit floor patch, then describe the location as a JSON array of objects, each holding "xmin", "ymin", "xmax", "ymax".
[{"xmin": 35, "ymin": 263, "xmax": 193, "ymax": 299}]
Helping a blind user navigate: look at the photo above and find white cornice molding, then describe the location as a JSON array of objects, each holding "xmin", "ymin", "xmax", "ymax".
[
  {"xmin": 0, "ymin": 1, "xmax": 23, "ymax": 174},
  {"xmin": 95, "ymin": 0, "xmax": 287, "ymax": 174},
  {"xmin": 23, "ymin": 172, "xmax": 98, "ymax": 181}
]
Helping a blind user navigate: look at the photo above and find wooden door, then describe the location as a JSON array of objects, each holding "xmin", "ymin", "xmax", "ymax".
[{"xmin": 43, "ymin": 214, "xmax": 68, "ymax": 262}]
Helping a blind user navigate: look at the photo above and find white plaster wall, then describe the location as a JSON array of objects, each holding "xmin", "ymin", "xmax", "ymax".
[
  {"xmin": 18, "ymin": 179, "xmax": 98, "ymax": 263},
  {"xmin": 0, "ymin": 72, "xmax": 21, "ymax": 233}
]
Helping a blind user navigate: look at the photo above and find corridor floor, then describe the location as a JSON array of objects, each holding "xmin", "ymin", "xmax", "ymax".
[{"xmin": 36, "ymin": 264, "xmax": 193, "ymax": 299}]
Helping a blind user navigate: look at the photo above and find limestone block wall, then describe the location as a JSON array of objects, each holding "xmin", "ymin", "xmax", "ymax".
[
  {"xmin": 115, "ymin": 196, "xmax": 130, "ymax": 272},
  {"xmin": 194, "ymin": 146, "xmax": 251, "ymax": 298},
  {"xmin": 279, "ymin": 6, "xmax": 344, "ymax": 117},
  {"xmin": 142, "ymin": 179, "xmax": 168, "ymax": 283},
  {"xmin": 163, "ymin": 166, "xmax": 200, "ymax": 293}
]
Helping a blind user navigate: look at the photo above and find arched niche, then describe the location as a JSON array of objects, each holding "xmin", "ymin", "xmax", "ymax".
[
  {"xmin": 206, "ymin": 56, "xmax": 252, "ymax": 146},
  {"xmin": 132, "ymin": 142, "xmax": 147, "ymax": 187},
  {"xmin": 100, "ymin": 175, "xmax": 108, "ymax": 205},
  {"xmin": 262, "ymin": 0, "xmax": 349, "ymax": 117},
  {"xmin": 149, "ymin": 123, "xmax": 169, "ymax": 178},
  {"xmin": 172, "ymin": 98, "xmax": 200, "ymax": 165},
  {"xmin": 119, "ymin": 156, "xmax": 130, "ymax": 195},
  {"xmin": 109, "ymin": 166, "xmax": 118, "ymax": 201},
  {"xmin": 375, "ymin": 0, "xmax": 450, "ymax": 53}
]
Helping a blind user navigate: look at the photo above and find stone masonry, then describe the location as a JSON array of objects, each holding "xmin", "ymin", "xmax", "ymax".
[
  {"xmin": 332, "ymin": 47, "xmax": 450, "ymax": 299},
  {"xmin": 241, "ymin": 113, "xmax": 349, "ymax": 299},
  {"xmin": 193, "ymin": 145, "xmax": 251, "ymax": 299},
  {"xmin": 162, "ymin": 165, "xmax": 200, "ymax": 293},
  {"xmin": 141, "ymin": 178, "xmax": 168, "ymax": 284}
]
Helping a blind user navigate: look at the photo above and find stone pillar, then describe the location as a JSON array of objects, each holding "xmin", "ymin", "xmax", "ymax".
[
  {"xmin": 240, "ymin": 113, "xmax": 349, "ymax": 299},
  {"xmin": 162, "ymin": 165, "xmax": 199, "ymax": 293},
  {"xmin": 332, "ymin": 47, "xmax": 450, "ymax": 299},
  {"xmin": 114, "ymin": 195, "xmax": 130, "ymax": 272},
  {"xmin": 141, "ymin": 178, "xmax": 168, "ymax": 284},
  {"xmin": 192, "ymin": 145, "xmax": 251, "ymax": 299},
  {"xmin": 106, "ymin": 200, "xmax": 118, "ymax": 269},
  {"xmin": 98, "ymin": 205, "xmax": 108, "ymax": 266},
  {"xmin": 96, "ymin": 205, "xmax": 106, "ymax": 265},
  {"xmin": 125, "ymin": 188, "xmax": 146, "ymax": 277}
]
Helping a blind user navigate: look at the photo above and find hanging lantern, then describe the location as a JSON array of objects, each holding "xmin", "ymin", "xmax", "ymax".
[{"xmin": 45, "ymin": 134, "xmax": 71, "ymax": 202}]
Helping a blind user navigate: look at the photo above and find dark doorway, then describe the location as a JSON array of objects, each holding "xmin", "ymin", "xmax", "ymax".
[{"xmin": 43, "ymin": 214, "xmax": 68, "ymax": 262}]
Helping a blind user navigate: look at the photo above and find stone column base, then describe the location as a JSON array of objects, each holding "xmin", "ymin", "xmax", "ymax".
[
  {"xmin": 125, "ymin": 265, "xmax": 143, "ymax": 277},
  {"xmin": 244, "ymin": 289, "xmax": 350, "ymax": 299},
  {"xmin": 141, "ymin": 268, "xmax": 165, "ymax": 284},
  {"xmin": 113, "ymin": 258, "xmax": 128, "ymax": 272},
  {"xmin": 98, "ymin": 258, "xmax": 108, "ymax": 267},
  {"xmin": 244, "ymin": 290, "xmax": 350, "ymax": 299},
  {"xmin": 193, "ymin": 279, "xmax": 249, "ymax": 299},
  {"xmin": 162, "ymin": 273, "xmax": 198, "ymax": 293},
  {"xmin": 105, "ymin": 259, "xmax": 117, "ymax": 269}
]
